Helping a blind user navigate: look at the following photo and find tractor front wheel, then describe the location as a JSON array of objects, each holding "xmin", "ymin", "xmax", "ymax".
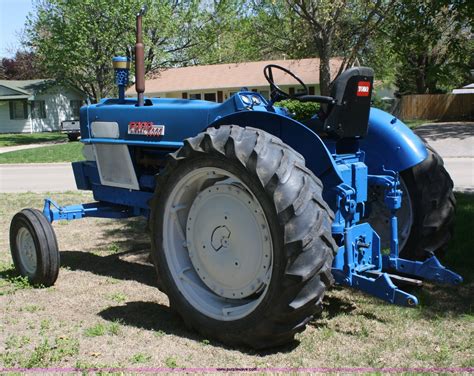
[
  {"xmin": 9, "ymin": 209, "xmax": 60, "ymax": 286},
  {"xmin": 150, "ymin": 125, "xmax": 336, "ymax": 349}
]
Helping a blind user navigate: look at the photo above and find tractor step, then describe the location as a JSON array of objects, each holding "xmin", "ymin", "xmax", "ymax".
[{"xmin": 365, "ymin": 270, "xmax": 423, "ymax": 287}]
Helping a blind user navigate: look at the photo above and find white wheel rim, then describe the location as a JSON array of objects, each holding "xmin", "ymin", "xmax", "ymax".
[
  {"xmin": 366, "ymin": 177, "xmax": 414, "ymax": 251},
  {"xmin": 163, "ymin": 167, "xmax": 273, "ymax": 321},
  {"xmin": 16, "ymin": 227, "xmax": 37, "ymax": 275}
]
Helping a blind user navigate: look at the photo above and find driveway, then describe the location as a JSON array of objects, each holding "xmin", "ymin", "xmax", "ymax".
[{"xmin": 414, "ymin": 122, "xmax": 474, "ymax": 192}]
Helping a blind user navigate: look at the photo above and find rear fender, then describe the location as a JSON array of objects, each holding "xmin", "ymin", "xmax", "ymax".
[
  {"xmin": 208, "ymin": 111, "xmax": 343, "ymax": 188},
  {"xmin": 361, "ymin": 108, "xmax": 428, "ymax": 174}
]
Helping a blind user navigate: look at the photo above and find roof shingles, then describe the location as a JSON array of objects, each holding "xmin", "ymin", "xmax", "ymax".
[{"xmin": 126, "ymin": 58, "xmax": 343, "ymax": 95}]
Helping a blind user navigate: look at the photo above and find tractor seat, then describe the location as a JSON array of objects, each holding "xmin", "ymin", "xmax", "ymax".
[{"xmin": 305, "ymin": 67, "xmax": 374, "ymax": 138}]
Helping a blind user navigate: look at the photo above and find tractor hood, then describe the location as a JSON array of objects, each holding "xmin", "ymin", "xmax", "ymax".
[{"xmin": 80, "ymin": 93, "xmax": 275, "ymax": 147}]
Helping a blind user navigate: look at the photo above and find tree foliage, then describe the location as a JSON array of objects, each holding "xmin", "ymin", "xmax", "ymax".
[
  {"xmin": 246, "ymin": 0, "xmax": 395, "ymax": 95},
  {"xmin": 1, "ymin": 51, "xmax": 45, "ymax": 80},
  {"xmin": 23, "ymin": 0, "xmax": 473, "ymax": 100},
  {"xmin": 387, "ymin": 0, "xmax": 473, "ymax": 95},
  {"xmin": 26, "ymin": 0, "xmax": 225, "ymax": 101}
]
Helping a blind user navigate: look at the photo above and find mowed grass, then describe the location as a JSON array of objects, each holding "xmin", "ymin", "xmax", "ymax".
[
  {"xmin": 0, "ymin": 143, "xmax": 84, "ymax": 164},
  {"xmin": 0, "ymin": 191, "xmax": 472, "ymax": 371},
  {"xmin": 0, "ymin": 132, "xmax": 67, "ymax": 147},
  {"xmin": 403, "ymin": 119, "xmax": 432, "ymax": 129}
]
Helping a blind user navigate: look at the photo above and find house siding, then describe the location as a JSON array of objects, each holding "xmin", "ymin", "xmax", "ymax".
[
  {"xmin": 32, "ymin": 86, "xmax": 84, "ymax": 132},
  {"xmin": 0, "ymin": 101, "xmax": 33, "ymax": 133},
  {"xmin": 0, "ymin": 85, "xmax": 85, "ymax": 133}
]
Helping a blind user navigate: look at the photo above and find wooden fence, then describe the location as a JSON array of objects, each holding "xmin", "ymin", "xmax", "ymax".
[{"xmin": 396, "ymin": 93, "xmax": 474, "ymax": 121}]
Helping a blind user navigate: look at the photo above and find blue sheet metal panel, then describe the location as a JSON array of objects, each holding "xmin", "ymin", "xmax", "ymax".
[
  {"xmin": 71, "ymin": 160, "xmax": 151, "ymax": 215},
  {"xmin": 79, "ymin": 106, "xmax": 90, "ymax": 139},
  {"xmin": 85, "ymin": 98, "xmax": 222, "ymax": 145},
  {"xmin": 71, "ymin": 161, "xmax": 91, "ymax": 190},
  {"xmin": 209, "ymin": 111, "xmax": 343, "ymax": 189},
  {"xmin": 91, "ymin": 184, "xmax": 152, "ymax": 214},
  {"xmin": 361, "ymin": 108, "xmax": 428, "ymax": 174}
]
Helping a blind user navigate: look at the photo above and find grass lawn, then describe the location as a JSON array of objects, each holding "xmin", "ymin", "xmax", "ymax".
[
  {"xmin": 0, "ymin": 132, "xmax": 67, "ymax": 147},
  {"xmin": 403, "ymin": 119, "xmax": 431, "ymax": 129},
  {"xmin": 0, "ymin": 191, "xmax": 472, "ymax": 371},
  {"xmin": 0, "ymin": 143, "xmax": 84, "ymax": 164}
]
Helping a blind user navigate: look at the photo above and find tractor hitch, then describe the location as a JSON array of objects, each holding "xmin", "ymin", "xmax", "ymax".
[
  {"xmin": 332, "ymin": 170, "xmax": 462, "ymax": 307},
  {"xmin": 42, "ymin": 198, "xmax": 138, "ymax": 223},
  {"xmin": 382, "ymin": 255, "xmax": 463, "ymax": 285}
]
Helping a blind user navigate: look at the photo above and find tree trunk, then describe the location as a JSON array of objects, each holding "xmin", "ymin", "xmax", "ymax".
[
  {"xmin": 318, "ymin": 38, "xmax": 332, "ymax": 96},
  {"xmin": 415, "ymin": 54, "xmax": 427, "ymax": 94}
]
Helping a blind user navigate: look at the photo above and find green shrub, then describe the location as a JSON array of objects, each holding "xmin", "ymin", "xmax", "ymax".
[{"xmin": 275, "ymin": 99, "xmax": 320, "ymax": 122}]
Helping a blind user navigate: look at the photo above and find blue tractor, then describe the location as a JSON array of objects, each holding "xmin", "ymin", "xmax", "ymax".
[{"xmin": 9, "ymin": 9, "xmax": 461, "ymax": 348}]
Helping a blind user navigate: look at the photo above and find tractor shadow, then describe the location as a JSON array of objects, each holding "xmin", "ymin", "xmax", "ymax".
[
  {"xmin": 99, "ymin": 301, "xmax": 299, "ymax": 355},
  {"xmin": 60, "ymin": 216, "xmax": 156, "ymax": 286},
  {"xmin": 60, "ymin": 249, "xmax": 157, "ymax": 288}
]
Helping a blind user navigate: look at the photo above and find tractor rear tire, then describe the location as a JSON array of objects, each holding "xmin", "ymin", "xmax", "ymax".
[
  {"xmin": 9, "ymin": 208, "xmax": 60, "ymax": 286},
  {"xmin": 366, "ymin": 143, "xmax": 455, "ymax": 260},
  {"xmin": 399, "ymin": 144, "xmax": 455, "ymax": 260},
  {"xmin": 150, "ymin": 125, "xmax": 337, "ymax": 349}
]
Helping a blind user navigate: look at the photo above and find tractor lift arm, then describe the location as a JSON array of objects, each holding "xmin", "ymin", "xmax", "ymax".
[{"xmin": 331, "ymin": 168, "xmax": 462, "ymax": 307}]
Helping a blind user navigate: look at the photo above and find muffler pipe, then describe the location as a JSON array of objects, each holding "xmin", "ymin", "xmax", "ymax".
[{"xmin": 135, "ymin": 5, "xmax": 147, "ymax": 106}]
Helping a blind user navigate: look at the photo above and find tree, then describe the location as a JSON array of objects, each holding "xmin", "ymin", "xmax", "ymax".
[
  {"xmin": 25, "ymin": 0, "xmax": 224, "ymax": 101},
  {"xmin": 387, "ymin": 0, "xmax": 473, "ymax": 95},
  {"xmin": 1, "ymin": 51, "xmax": 45, "ymax": 80},
  {"xmin": 249, "ymin": 0, "xmax": 395, "ymax": 95}
]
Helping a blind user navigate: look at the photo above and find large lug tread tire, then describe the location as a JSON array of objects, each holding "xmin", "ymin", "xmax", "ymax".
[
  {"xmin": 150, "ymin": 125, "xmax": 337, "ymax": 349},
  {"xmin": 400, "ymin": 144, "xmax": 455, "ymax": 260},
  {"xmin": 9, "ymin": 208, "xmax": 60, "ymax": 286}
]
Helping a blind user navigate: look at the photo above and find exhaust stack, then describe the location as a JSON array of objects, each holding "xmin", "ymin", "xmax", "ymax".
[{"xmin": 135, "ymin": 5, "xmax": 147, "ymax": 106}]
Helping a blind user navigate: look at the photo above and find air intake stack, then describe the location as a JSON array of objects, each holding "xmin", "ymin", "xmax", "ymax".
[{"xmin": 112, "ymin": 56, "xmax": 130, "ymax": 103}]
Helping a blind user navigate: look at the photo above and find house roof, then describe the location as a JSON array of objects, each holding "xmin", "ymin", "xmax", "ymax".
[
  {"xmin": 126, "ymin": 58, "xmax": 343, "ymax": 95},
  {"xmin": 452, "ymin": 83, "xmax": 474, "ymax": 94},
  {"xmin": 0, "ymin": 79, "xmax": 55, "ymax": 97}
]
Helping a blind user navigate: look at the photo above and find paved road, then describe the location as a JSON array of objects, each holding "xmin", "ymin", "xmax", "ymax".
[
  {"xmin": 443, "ymin": 158, "xmax": 474, "ymax": 192},
  {"xmin": 415, "ymin": 122, "xmax": 473, "ymax": 193},
  {"xmin": 414, "ymin": 123, "xmax": 474, "ymax": 158},
  {"xmin": 0, "ymin": 163, "xmax": 77, "ymax": 193}
]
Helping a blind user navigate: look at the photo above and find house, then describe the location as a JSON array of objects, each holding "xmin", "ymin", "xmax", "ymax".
[
  {"xmin": 0, "ymin": 79, "xmax": 87, "ymax": 133},
  {"xmin": 126, "ymin": 58, "xmax": 344, "ymax": 102}
]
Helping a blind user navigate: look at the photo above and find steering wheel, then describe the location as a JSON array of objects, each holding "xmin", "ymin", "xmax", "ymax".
[{"xmin": 263, "ymin": 64, "xmax": 308, "ymax": 102}]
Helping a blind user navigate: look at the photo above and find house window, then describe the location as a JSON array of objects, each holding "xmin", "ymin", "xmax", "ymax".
[
  {"xmin": 204, "ymin": 93, "xmax": 216, "ymax": 102},
  {"xmin": 9, "ymin": 100, "xmax": 28, "ymax": 120},
  {"xmin": 70, "ymin": 100, "xmax": 83, "ymax": 119},
  {"xmin": 31, "ymin": 100, "xmax": 46, "ymax": 119},
  {"xmin": 189, "ymin": 93, "xmax": 201, "ymax": 100}
]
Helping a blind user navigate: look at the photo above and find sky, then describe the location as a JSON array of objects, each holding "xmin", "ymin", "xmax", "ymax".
[{"xmin": 0, "ymin": 0, "xmax": 34, "ymax": 58}]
